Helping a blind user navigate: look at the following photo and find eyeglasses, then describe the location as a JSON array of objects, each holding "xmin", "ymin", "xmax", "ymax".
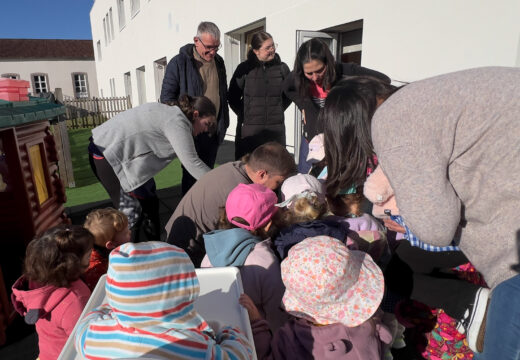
[
  {"xmin": 197, "ymin": 37, "xmax": 222, "ymax": 52},
  {"xmin": 261, "ymin": 43, "xmax": 278, "ymax": 51}
]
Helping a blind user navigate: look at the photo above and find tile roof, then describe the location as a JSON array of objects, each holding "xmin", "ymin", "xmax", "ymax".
[{"xmin": 0, "ymin": 39, "xmax": 94, "ymax": 60}]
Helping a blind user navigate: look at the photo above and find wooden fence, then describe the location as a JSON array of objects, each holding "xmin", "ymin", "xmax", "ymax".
[{"xmin": 63, "ymin": 95, "xmax": 132, "ymax": 129}]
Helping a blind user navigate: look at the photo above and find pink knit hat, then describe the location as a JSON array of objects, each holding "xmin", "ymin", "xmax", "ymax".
[
  {"xmin": 226, "ymin": 183, "xmax": 278, "ymax": 231},
  {"xmin": 281, "ymin": 236, "xmax": 384, "ymax": 327}
]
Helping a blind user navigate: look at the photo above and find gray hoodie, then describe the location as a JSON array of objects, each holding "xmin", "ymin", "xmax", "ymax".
[
  {"xmin": 92, "ymin": 102, "xmax": 210, "ymax": 192},
  {"xmin": 372, "ymin": 67, "xmax": 520, "ymax": 288}
]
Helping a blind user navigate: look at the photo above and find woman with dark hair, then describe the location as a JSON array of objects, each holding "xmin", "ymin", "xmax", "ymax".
[
  {"xmin": 228, "ymin": 31, "xmax": 291, "ymax": 159},
  {"xmin": 321, "ymin": 68, "xmax": 520, "ymax": 359},
  {"xmin": 88, "ymin": 94, "xmax": 217, "ymax": 241},
  {"xmin": 283, "ymin": 38, "xmax": 390, "ymax": 173}
]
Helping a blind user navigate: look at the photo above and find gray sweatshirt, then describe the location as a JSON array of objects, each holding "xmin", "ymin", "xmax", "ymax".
[
  {"xmin": 372, "ymin": 67, "xmax": 520, "ymax": 289},
  {"xmin": 92, "ymin": 102, "xmax": 210, "ymax": 192}
]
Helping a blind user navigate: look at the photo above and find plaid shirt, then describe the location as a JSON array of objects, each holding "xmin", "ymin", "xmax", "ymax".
[{"xmin": 391, "ymin": 215, "xmax": 460, "ymax": 252}]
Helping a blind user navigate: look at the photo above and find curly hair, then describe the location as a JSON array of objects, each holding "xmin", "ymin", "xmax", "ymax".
[
  {"xmin": 288, "ymin": 195, "xmax": 328, "ymax": 223},
  {"xmin": 24, "ymin": 225, "xmax": 94, "ymax": 287},
  {"xmin": 84, "ymin": 207, "xmax": 129, "ymax": 247}
]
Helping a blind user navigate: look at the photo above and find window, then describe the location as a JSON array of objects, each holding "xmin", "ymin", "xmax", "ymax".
[
  {"xmin": 96, "ymin": 40, "xmax": 102, "ymax": 61},
  {"xmin": 124, "ymin": 72, "xmax": 132, "ymax": 99},
  {"xmin": 136, "ymin": 66, "xmax": 146, "ymax": 105},
  {"xmin": 1, "ymin": 73, "xmax": 19, "ymax": 79},
  {"xmin": 117, "ymin": 0, "xmax": 126, "ymax": 30},
  {"xmin": 109, "ymin": 8, "xmax": 115, "ymax": 40},
  {"xmin": 73, "ymin": 73, "xmax": 89, "ymax": 98},
  {"xmin": 103, "ymin": 17, "xmax": 108, "ymax": 45},
  {"xmin": 31, "ymin": 74, "xmax": 49, "ymax": 94},
  {"xmin": 131, "ymin": 0, "xmax": 140, "ymax": 17},
  {"xmin": 109, "ymin": 78, "xmax": 116, "ymax": 97},
  {"xmin": 153, "ymin": 57, "xmax": 167, "ymax": 101}
]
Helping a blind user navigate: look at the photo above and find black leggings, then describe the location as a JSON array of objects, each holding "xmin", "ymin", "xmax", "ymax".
[
  {"xmin": 385, "ymin": 240, "xmax": 480, "ymax": 320},
  {"xmin": 88, "ymin": 153, "xmax": 161, "ymax": 241},
  {"xmin": 181, "ymin": 132, "xmax": 219, "ymax": 195}
]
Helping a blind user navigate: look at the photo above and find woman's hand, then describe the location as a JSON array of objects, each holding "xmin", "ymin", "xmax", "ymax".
[
  {"xmin": 383, "ymin": 218, "xmax": 406, "ymax": 233},
  {"xmin": 239, "ymin": 293, "xmax": 262, "ymax": 322}
]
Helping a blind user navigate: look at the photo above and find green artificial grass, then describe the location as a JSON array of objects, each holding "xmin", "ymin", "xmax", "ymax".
[{"xmin": 64, "ymin": 129, "xmax": 183, "ymax": 208}]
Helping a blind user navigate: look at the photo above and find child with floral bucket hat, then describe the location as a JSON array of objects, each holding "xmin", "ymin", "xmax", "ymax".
[
  {"xmin": 240, "ymin": 235, "xmax": 392, "ymax": 359},
  {"xmin": 74, "ymin": 241, "xmax": 254, "ymax": 359}
]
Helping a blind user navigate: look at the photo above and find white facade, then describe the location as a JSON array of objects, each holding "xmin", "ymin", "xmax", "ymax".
[
  {"xmin": 90, "ymin": 0, "xmax": 520, "ymax": 148},
  {"xmin": 0, "ymin": 59, "xmax": 99, "ymax": 99}
]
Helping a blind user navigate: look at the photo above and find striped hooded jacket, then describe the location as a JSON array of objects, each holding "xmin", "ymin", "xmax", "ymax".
[{"xmin": 74, "ymin": 241, "xmax": 254, "ymax": 359}]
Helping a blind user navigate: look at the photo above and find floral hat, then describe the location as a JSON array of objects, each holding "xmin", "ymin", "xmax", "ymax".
[{"xmin": 281, "ymin": 235, "xmax": 384, "ymax": 327}]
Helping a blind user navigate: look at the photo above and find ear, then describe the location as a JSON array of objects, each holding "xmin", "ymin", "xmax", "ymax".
[
  {"xmin": 253, "ymin": 48, "xmax": 261, "ymax": 57},
  {"xmin": 106, "ymin": 241, "xmax": 117, "ymax": 250},
  {"xmin": 193, "ymin": 36, "xmax": 199, "ymax": 43},
  {"xmin": 193, "ymin": 110, "xmax": 199, "ymax": 120},
  {"xmin": 263, "ymin": 220, "xmax": 273, "ymax": 232},
  {"xmin": 257, "ymin": 169, "xmax": 268, "ymax": 179}
]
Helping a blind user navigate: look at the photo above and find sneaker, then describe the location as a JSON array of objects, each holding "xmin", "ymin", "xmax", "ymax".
[{"xmin": 456, "ymin": 287, "xmax": 490, "ymax": 353}]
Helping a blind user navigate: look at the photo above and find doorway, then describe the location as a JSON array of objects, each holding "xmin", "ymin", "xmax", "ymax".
[{"xmin": 293, "ymin": 20, "xmax": 363, "ymax": 164}]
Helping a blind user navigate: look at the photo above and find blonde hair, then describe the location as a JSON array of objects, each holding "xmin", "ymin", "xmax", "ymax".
[
  {"xmin": 289, "ymin": 195, "xmax": 328, "ymax": 223},
  {"xmin": 84, "ymin": 208, "xmax": 129, "ymax": 247}
]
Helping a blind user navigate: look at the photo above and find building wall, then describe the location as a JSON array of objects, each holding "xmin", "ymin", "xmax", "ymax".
[
  {"xmin": 0, "ymin": 59, "xmax": 99, "ymax": 98},
  {"xmin": 90, "ymin": 0, "xmax": 520, "ymax": 147}
]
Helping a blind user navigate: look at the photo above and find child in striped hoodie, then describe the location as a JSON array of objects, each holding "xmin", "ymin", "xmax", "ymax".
[{"xmin": 74, "ymin": 241, "xmax": 254, "ymax": 359}]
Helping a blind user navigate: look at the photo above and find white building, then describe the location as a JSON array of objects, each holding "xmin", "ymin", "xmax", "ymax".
[
  {"xmin": 89, "ymin": 0, "xmax": 520, "ymax": 150},
  {"xmin": 0, "ymin": 39, "xmax": 99, "ymax": 99}
]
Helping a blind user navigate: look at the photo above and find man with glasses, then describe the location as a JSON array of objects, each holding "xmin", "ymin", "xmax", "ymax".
[{"xmin": 160, "ymin": 21, "xmax": 229, "ymax": 195}]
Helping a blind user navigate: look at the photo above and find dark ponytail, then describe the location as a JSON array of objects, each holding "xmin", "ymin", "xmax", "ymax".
[{"xmin": 166, "ymin": 94, "xmax": 217, "ymax": 123}]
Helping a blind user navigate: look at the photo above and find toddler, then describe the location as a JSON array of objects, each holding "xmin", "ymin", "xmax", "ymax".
[
  {"xmin": 83, "ymin": 207, "xmax": 131, "ymax": 291},
  {"xmin": 75, "ymin": 241, "xmax": 254, "ymax": 359},
  {"xmin": 240, "ymin": 235, "xmax": 392, "ymax": 359},
  {"xmin": 11, "ymin": 225, "xmax": 94, "ymax": 360},
  {"xmin": 201, "ymin": 183, "xmax": 288, "ymax": 331}
]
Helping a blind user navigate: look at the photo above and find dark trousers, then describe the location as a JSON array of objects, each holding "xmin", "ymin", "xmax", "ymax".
[
  {"xmin": 385, "ymin": 240, "xmax": 480, "ymax": 320},
  {"xmin": 88, "ymin": 153, "xmax": 161, "ymax": 241},
  {"xmin": 297, "ymin": 136, "xmax": 312, "ymax": 174},
  {"xmin": 181, "ymin": 132, "xmax": 219, "ymax": 195}
]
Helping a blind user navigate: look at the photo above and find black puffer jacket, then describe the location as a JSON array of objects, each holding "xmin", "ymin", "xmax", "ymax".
[{"xmin": 228, "ymin": 52, "xmax": 291, "ymax": 158}]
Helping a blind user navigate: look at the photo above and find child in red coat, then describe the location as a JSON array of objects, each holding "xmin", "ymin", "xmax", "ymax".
[{"xmin": 82, "ymin": 208, "xmax": 131, "ymax": 291}]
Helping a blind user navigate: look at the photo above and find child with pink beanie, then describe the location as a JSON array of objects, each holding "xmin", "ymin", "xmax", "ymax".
[{"xmin": 240, "ymin": 235, "xmax": 392, "ymax": 359}]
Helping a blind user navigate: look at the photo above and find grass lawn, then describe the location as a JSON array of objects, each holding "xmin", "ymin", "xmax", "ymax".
[{"xmin": 65, "ymin": 129, "xmax": 182, "ymax": 207}]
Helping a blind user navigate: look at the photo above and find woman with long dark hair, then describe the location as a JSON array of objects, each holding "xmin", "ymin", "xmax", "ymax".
[
  {"xmin": 88, "ymin": 94, "xmax": 217, "ymax": 241},
  {"xmin": 228, "ymin": 31, "xmax": 291, "ymax": 159},
  {"xmin": 321, "ymin": 68, "xmax": 520, "ymax": 358},
  {"xmin": 283, "ymin": 38, "xmax": 390, "ymax": 173}
]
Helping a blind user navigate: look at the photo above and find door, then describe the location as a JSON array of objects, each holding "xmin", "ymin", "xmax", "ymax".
[{"xmin": 293, "ymin": 31, "xmax": 337, "ymax": 165}]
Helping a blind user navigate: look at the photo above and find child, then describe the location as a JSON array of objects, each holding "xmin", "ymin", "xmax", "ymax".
[
  {"xmin": 74, "ymin": 241, "xmax": 254, "ymax": 359},
  {"xmin": 11, "ymin": 225, "xmax": 94, "ymax": 360},
  {"xmin": 201, "ymin": 183, "xmax": 288, "ymax": 331},
  {"xmin": 240, "ymin": 235, "xmax": 392, "ymax": 359},
  {"xmin": 83, "ymin": 207, "xmax": 132, "ymax": 291}
]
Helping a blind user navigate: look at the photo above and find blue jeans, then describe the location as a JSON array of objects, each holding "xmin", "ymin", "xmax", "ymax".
[{"xmin": 474, "ymin": 274, "xmax": 520, "ymax": 360}]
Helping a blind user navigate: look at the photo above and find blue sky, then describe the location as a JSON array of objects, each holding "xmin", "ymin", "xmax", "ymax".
[{"xmin": 0, "ymin": 0, "xmax": 94, "ymax": 40}]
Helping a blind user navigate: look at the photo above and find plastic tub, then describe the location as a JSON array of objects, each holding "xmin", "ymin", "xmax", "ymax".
[{"xmin": 58, "ymin": 267, "xmax": 256, "ymax": 360}]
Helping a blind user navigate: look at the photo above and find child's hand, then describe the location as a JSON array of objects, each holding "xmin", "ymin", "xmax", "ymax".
[
  {"xmin": 239, "ymin": 294, "xmax": 262, "ymax": 322},
  {"xmin": 383, "ymin": 219, "xmax": 406, "ymax": 234}
]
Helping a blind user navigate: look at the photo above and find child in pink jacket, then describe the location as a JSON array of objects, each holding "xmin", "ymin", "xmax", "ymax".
[{"xmin": 11, "ymin": 225, "xmax": 94, "ymax": 360}]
